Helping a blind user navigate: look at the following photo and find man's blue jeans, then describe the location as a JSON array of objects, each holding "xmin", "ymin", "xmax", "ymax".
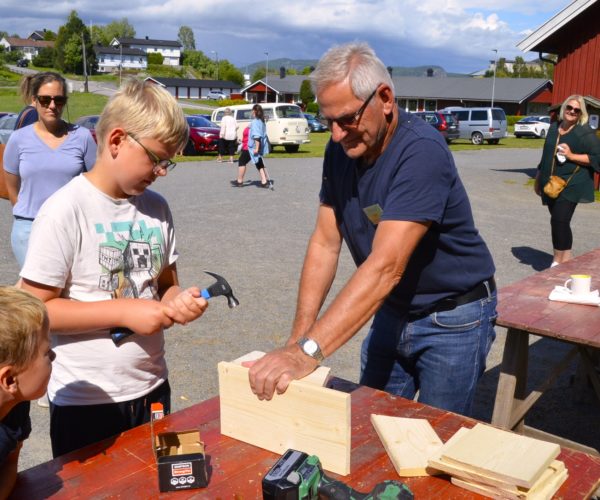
[{"xmin": 360, "ymin": 292, "xmax": 497, "ymax": 416}]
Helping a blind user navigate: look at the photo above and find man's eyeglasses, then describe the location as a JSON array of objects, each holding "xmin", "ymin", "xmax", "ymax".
[
  {"xmin": 36, "ymin": 95, "xmax": 68, "ymax": 107},
  {"xmin": 320, "ymin": 87, "xmax": 378, "ymax": 129},
  {"xmin": 128, "ymin": 133, "xmax": 176, "ymax": 174},
  {"xmin": 565, "ymin": 104, "xmax": 582, "ymax": 115}
]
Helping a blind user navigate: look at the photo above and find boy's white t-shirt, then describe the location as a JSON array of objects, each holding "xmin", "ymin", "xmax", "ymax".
[{"xmin": 21, "ymin": 175, "xmax": 178, "ymax": 406}]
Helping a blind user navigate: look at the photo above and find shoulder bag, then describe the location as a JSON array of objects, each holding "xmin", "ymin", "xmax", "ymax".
[{"xmin": 543, "ymin": 134, "xmax": 579, "ymax": 199}]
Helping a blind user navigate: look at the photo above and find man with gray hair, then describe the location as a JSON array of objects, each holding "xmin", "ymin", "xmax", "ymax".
[{"xmin": 248, "ymin": 42, "xmax": 496, "ymax": 415}]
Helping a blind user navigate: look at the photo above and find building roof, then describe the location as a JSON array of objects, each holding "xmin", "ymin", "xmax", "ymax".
[
  {"xmin": 145, "ymin": 77, "xmax": 239, "ymax": 90},
  {"xmin": 28, "ymin": 30, "xmax": 46, "ymax": 41},
  {"xmin": 241, "ymin": 75, "xmax": 310, "ymax": 94},
  {"xmin": 95, "ymin": 45, "xmax": 146, "ymax": 57},
  {"xmin": 2, "ymin": 37, "xmax": 53, "ymax": 49},
  {"xmin": 517, "ymin": 0, "xmax": 598, "ymax": 53},
  {"xmin": 392, "ymin": 77, "xmax": 552, "ymax": 104},
  {"xmin": 116, "ymin": 37, "xmax": 182, "ymax": 48}
]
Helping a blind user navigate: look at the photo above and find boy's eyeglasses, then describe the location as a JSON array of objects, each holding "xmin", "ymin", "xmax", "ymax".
[
  {"xmin": 127, "ymin": 133, "xmax": 176, "ymax": 174},
  {"xmin": 36, "ymin": 95, "xmax": 68, "ymax": 107},
  {"xmin": 565, "ymin": 104, "xmax": 582, "ymax": 115},
  {"xmin": 319, "ymin": 87, "xmax": 378, "ymax": 130}
]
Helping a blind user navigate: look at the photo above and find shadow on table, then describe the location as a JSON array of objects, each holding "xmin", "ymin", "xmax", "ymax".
[
  {"xmin": 472, "ymin": 335, "xmax": 600, "ymax": 453},
  {"xmin": 511, "ymin": 246, "xmax": 553, "ymax": 272}
]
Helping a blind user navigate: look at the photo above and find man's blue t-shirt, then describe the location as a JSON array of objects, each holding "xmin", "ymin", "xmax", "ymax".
[{"xmin": 320, "ymin": 108, "xmax": 495, "ymax": 314}]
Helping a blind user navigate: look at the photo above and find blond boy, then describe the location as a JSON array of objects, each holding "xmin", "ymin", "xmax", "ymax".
[
  {"xmin": 20, "ymin": 79, "xmax": 208, "ymax": 458},
  {"xmin": 0, "ymin": 287, "xmax": 53, "ymax": 498}
]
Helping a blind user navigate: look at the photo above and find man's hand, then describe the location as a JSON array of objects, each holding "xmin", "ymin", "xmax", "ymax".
[
  {"xmin": 162, "ymin": 287, "xmax": 208, "ymax": 325},
  {"xmin": 246, "ymin": 344, "xmax": 319, "ymax": 400}
]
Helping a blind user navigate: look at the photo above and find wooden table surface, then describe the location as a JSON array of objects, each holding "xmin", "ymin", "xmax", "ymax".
[
  {"xmin": 496, "ymin": 248, "xmax": 600, "ymax": 347},
  {"xmin": 12, "ymin": 379, "xmax": 600, "ymax": 499}
]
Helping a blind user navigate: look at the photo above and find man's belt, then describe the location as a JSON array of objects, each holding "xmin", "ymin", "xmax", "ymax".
[{"xmin": 409, "ymin": 277, "xmax": 496, "ymax": 320}]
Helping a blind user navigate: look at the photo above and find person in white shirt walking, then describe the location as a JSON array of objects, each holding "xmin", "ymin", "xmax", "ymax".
[{"xmin": 217, "ymin": 108, "xmax": 238, "ymax": 163}]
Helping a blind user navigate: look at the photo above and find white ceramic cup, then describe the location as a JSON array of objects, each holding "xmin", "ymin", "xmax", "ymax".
[{"xmin": 564, "ymin": 274, "xmax": 592, "ymax": 296}]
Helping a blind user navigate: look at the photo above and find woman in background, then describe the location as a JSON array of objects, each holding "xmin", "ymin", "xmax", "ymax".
[
  {"xmin": 534, "ymin": 95, "xmax": 600, "ymax": 266},
  {"xmin": 247, "ymin": 104, "xmax": 270, "ymax": 188},
  {"xmin": 3, "ymin": 71, "xmax": 96, "ymax": 268}
]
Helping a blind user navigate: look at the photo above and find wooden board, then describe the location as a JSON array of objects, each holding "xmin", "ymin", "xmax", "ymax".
[
  {"xmin": 370, "ymin": 414, "xmax": 443, "ymax": 477},
  {"xmin": 451, "ymin": 464, "xmax": 567, "ymax": 500},
  {"xmin": 218, "ymin": 361, "xmax": 351, "ymax": 475},
  {"xmin": 439, "ymin": 423, "xmax": 560, "ymax": 489}
]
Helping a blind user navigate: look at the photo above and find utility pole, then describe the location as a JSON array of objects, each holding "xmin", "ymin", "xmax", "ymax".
[
  {"xmin": 491, "ymin": 49, "xmax": 498, "ymax": 108},
  {"xmin": 264, "ymin": 51, "xmax": 269, "ymax": 103},
  {"xmin": 81, "ymin": 32, "xmax": 89, "ymax": 93}
]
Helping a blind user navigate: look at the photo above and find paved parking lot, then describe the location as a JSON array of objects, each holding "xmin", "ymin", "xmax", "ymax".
[{"xmin": 2, "ymin": 147, "xmax": 600, "ymax": 471}]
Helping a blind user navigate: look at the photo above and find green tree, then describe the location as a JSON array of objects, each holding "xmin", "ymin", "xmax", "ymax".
[
  {"xmin": 147, "ymin": 52, "xmax": 164, "ymax": 65},
  {"xmin": 43, "ymin": 30, "xmax": 57, "ymax": 41},
  {"xmin": 32, "ymin": 46, "xmax": 56, "ymax": 67},
  {"xmin": 301, "ymin": 66, "xmax": 313, "ymax": 75},
  {"xmin": 0, "ymin": 31, "xmax": 9, "ymax": 41},
  {"xmin": 105, "ymin": 19, "xmax": 136, "ymax": 43},
  {"xmin": 181, "ymin": 49, "xmax": 212, "ymax": 77},
  {"xmin": 178, "ymin": 26, "xmax": 195, "ymax": 51},
  {"xmin": 299, "ymin": 79, "xmax": 314, "ymax": 104},
  {"xmin": 54, "ymin": 11, "xmax": 96, "ymax": 74},
  {"xmin": 512, "ymin": 56, "xmax": 527, "ymax": 78},
  {"xmin": 252, "ymin": 67, "xmax": 266, "ymax": 81},
  {"xmin": 219, "ymin": 60, "xmax": 244, "ymax": 86}
]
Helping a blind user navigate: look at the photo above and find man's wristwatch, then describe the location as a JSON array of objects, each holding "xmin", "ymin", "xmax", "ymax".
[{"xmin": 296, "ymin": 337, "xmax": 324, "ymax": 363}]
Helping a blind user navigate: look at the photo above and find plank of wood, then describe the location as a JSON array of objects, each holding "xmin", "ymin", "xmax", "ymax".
[
  {"xmin": 231, "ymin": 351, "xmax": 331, "ymax": 387},
  {"xmin": 218, "ymin": 361, "xmax": 351, "ymax": 475},
  {"xmin": 451, "ymin": 465, "xmax": 567, "ymax": 500},
  {"xmin": 439, "ymin": 423, "xmax": 560, "ymax": 489},
  {"xmin": 370, "ymin": 414, "xmax": 443, "ymax": 477}
]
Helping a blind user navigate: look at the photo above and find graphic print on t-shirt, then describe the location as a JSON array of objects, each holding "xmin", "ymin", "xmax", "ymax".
[{"xmin": 95, "ymin": 219, "xmax": 165, "ymax": 299}]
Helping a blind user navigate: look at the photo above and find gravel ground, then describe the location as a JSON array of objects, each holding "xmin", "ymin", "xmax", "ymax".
[{"xmin": 2, "ymin": 147, "xmax": 600, "ymax": 472}]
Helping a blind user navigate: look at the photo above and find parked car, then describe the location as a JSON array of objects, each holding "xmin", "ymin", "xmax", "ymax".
[
  {"xmin": 183, "ymin": 115, "xmax": 220, "ymax": 155},
  {"xmin": 413, "ymin": 111, "xmax": 460, "ymax": 143},
  {"xmin": 304, "ymin": 113, "xmax": 328, "ymax": 133},
  {"xmin": 75, "ymin": 115, "xmax": 100, "ymax": 142},
  {"xmin": 514, "ymin": 115, "xmax": 551, "ymax": 139},
  {"xmin": 16, "ymin": 58, "xmax": 29, "ymax": 68},
  {"xmin": 0, "ymin": 113, "xmax": 18, "ymax": 144},
  {"xmin": 204, "ymin": 91, "xmax": 228, "ymax": 101},
  {"xmin": 442, "ymin": 107, "xmax": 507, "ymax": 145}
]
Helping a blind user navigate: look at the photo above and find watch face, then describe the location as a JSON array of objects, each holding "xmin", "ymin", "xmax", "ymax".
[{"xmin": 303, "ymin": 339, "xmax": 318, "ymax": 356}]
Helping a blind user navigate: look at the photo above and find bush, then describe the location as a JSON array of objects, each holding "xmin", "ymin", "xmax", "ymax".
[
  {"xmin": 147, "ymin": 52, "xmax": 164, "ymax": 65},
  {"xmin": 306, "ymin": 102, "xmax": 319, "ymax": 114},
  {"xmin": 32, "ymin": 47, "xmax": 55, "ymax": 68},
  {"xmin": 507, "ymin": 115, "xmax": 522, "ymax": 127}
]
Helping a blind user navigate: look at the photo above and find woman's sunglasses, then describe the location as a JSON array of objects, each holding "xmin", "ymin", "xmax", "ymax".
[
  {"xmin": 565, "ymin": 104, "xmax": 582, "ymax": 115},
  {"xmin": 36, "ymin": 95, "xmax": 68, "ymax": 107}
]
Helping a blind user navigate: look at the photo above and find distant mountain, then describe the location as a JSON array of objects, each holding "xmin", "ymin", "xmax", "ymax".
[{"xmin": 240, "ymin": 59, "xmax": 469, "ymax": 78}]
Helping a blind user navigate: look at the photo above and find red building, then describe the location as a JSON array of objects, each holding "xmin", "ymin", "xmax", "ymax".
[{"xmin": 518, "ymin": 0, "xmax": 600, "ymax": 112}]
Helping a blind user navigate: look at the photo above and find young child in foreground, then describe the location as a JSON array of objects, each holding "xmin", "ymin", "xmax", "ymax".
[
  {"xmin": 20, "ymin": 79, "xmax": 208, "ymax": 458},
  {"xmin": 0, "ymin": 287, "xmax": 53, "ymax": 498}
]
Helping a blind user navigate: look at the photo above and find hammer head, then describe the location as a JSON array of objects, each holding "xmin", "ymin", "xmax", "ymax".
[{"xmin": 204, "ymin": 271, "xmax": 239, "ymax": 308}]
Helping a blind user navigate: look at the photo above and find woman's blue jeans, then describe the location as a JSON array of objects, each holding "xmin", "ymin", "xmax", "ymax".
[
  {"xmin": 11, "ymin": 217, "xmax": 33, "ymax": 269},
  {"xmin": 360, "ymin": 293, "xmax": 497, "ymax": 416}
]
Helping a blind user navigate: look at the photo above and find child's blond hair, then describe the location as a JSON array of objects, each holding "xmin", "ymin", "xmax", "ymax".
[
  {"xmin": 95, "ymin": 78, "xmax": 189, "ymax": 153},
  {"xmin": 0, "ymin": 287, "xmax": 47, "ymax": 370}
]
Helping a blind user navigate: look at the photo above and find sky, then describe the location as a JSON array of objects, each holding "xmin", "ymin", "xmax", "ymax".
[{"xmin": 0, "ymin": 0, "xmax": 571, "ymax": 74}]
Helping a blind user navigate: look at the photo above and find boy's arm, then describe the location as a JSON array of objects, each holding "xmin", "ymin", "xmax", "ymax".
[
  {"xmin": 20, "ymin": 279, "xmax": 176, "ymax": 336},
  {"xmin": 157, "ymin": 263, "xmax": 208, "ymax": 325},
  {"xmin": 0, "ymin": 442, "xmax": 21, "ymax": 500}
]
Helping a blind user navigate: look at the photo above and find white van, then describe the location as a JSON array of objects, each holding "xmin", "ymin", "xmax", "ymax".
[
  {"xmin": 442, "ymin": 107, "xmax": 507, "ymax": 145},
  {"xmin": 211, "ymin": 103, "xmax": 310, "ymax": 153}
]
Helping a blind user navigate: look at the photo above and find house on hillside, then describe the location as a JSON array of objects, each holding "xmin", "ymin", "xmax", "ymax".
[
  {"xmin": 517, "ymin": 0, "xmax": 600, "ymax": 117},
  {"xmin": 95, "ymin": 46, "xmax": 147, "ymax": 73},
  {"xmin": 0, "ymin": 36, "xmax": 54, "ymax": 61},
  {"xmin": 28, "ymin": 30, "xmax": 49, "ymax": 41},
  {"xmin": 111, "ymin": 37, "xmax": 182, "ymax": 66},
  {"xmin": 144, "ymin": 77, "xmax": 241, "ymax": 99}
]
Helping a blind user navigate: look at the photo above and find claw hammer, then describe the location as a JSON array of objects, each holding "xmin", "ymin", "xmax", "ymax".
[{"xmin": 110, "ymin": 271, "xmax": 239, "ymax": 345}]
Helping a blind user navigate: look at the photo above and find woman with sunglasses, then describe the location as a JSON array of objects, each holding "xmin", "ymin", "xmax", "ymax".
[
  {"xmin": 2, "ymin": 71, "xmax": 97, "ymax": 268},
  {"xmin": 534, "ymin": 95, "xmax": 600, "ymax": 267}
]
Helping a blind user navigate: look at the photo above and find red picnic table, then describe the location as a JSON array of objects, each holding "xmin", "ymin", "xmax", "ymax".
[
  {"xmin": 492, "ymin": 248, "xmax": 600, "ymax": 449},
  {"xmin": 11, "ymin": 378, "xmax": 600, "ymax": 498}
]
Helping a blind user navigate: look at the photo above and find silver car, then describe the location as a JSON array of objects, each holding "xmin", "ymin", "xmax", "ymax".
[{"xmin": 0, "ymin": 113, "xmax": 18, "ymax": 144}]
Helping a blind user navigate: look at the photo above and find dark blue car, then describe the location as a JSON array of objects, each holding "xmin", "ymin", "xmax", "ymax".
[{"xmin": 304, "ymin": 113, "xmax": 328, "ymax": 133}]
